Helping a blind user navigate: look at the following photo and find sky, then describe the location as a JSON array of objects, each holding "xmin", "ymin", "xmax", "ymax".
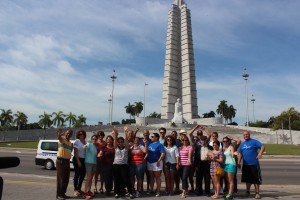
[{"xmin": 1, "ymin": 0, "xmax": 300, "ymax": 126}]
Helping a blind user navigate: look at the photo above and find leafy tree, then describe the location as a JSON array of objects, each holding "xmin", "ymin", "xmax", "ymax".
[
  {"xmin": 249, "ymin": 120, "xmax": 269, "ymax": 128},
  {"xmin": 147, "ymin": 112, "xmax": 161, "ymax": 118},
  {"xmin": 52, "ymin": 111, "xmax": 65, "ymax": 128},
  {"xmin": 134, "ymin": 101, "xmax": 144, "ymax": 117},
  {"xmin": 227, "ymin": 105, "xmax": 237, "ymax": 123},
  {"xmin": 281, "ymin": 107, "xmax": 299, "ymax": 144},
  {"xmin": 65, "ymin": 112, "xmax": 77, "ymax": 128},
  {"xmin": 75, "ymin": 114, "xmax": 87, "ymax": 128},
  {"xmin": 38, "ymin": 112, "xmax": 52, "ymax": 130},
  {"xmin": 13, "ymin": 111, "xmax": 28, "ymax": 131},
  {"xmin": 112, "ymin": 121, "xmax": 120, "ymax": 125},
  {"xmin": 125, "ymin": 103, "xmax": 135, "ymax": 119},
  {"xmin": 203, "ymin": 111, "xmax": 216, "ymax": 118},
  {"xmin": 216, "ymin": 100, "xmax": 228, "ymax": 124},
  {"xmin": 0, "ymin": 109, "xmax": 14, "ymax": 131}
]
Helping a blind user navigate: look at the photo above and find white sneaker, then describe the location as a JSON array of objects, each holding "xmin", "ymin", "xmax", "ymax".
[
  {"xmin": 135, "ymin": 191, "xmax": 140, "ymax": 198},
  {"xmin": 155, "ymin": 193, "xmax": 160, "ymax": 197},
  {"xmin": 255, "ymin": 193, "xmax": 261, "ymax": 199},
  {"xmin": 220, "ymin": 188, "xmax": 224, "ymax": 195}
]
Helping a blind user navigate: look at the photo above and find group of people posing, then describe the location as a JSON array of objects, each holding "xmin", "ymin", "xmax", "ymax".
[{"xmin": 56, "ymin": 125, "xmax": 265, "ymax": 200}]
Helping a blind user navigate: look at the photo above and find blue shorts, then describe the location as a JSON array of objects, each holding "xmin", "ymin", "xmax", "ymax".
[
  {"xmin": 224, "ymin": 164, "xmax": 236, "ymax": 173},
  {"xmin": 165, "ymin": 162, "xmax": 177, "ymax": 171},
  {"xmin": 130, "ymin": 162, "xmax": 146, "ymax": 179}
]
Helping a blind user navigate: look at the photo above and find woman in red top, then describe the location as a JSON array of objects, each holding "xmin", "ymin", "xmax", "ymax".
[
  {"xmin": 130, "ymin": 136, "xmax": 148, "ymax": 197},
  {"xmin": 98, "ymin": 135, "xmax": 115, "ymax": 196},
  {"xmin": 94, "ymin": 130, "xmax": 106, "ymax": 194}
]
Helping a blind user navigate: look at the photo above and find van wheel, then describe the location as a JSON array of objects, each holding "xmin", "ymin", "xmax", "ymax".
[{"xmin": 45, "ymin": 160, "xmax": 54, "ymax": 170}]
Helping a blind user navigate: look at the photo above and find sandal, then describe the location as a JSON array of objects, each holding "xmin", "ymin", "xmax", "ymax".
[{"xmin": 94, "ymin": 188, "xmax": 98, "ymax": 194}]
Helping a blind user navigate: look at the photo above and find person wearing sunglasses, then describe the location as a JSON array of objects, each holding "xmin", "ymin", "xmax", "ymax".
[
  {"xmin": 178, "ymin": 135, "xmax": 193, "ymax": 198},
  {"xmin": 112, "ymin": 127, "xmax": 134, "ymax": 199},
  {"xmin": 83, "ymin": 135, "xmax": 98, "ymax": 199},
  {"xmin": 163, "ymin": 135, "xmax": 179, "ymax": 196},
  {"xmin": 208, "ymin": 141, "xmax": 224, "ymax": 199},
  {"xmin": 222, "ymin": 137, "xmax": 236, "ymax": 200},
  {"xmin": 73, "ymin": 130, "xmax": 87, "ymax": 197},
  {"xmin": 147, "ymin": 132, "xmax": 165, "ymax": 197},
  {"xmin": 94, "ymin": 130, "xmax": 106, "ymax": 195}
]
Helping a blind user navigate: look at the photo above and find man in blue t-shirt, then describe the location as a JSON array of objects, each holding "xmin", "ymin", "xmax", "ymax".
[{"xmin": 238, "ymin": 131, "xmax": 265, "ymax": 199}]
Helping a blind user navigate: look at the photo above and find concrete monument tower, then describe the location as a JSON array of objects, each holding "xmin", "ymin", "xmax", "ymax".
[{"xmin": 161, "ymin": 0, "xmax": 198, "ymax": 121}]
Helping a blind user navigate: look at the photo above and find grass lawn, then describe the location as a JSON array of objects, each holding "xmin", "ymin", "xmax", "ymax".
[
  {"xmin": 0, "ymin": 141, "xmax": 38, "ymax": 149},
  {"xmin": 264, "ymin": 144, "xmax": 300, "ymax": 155}
]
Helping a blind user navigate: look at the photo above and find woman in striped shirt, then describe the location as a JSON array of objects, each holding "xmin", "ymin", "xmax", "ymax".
[{"xmin": 179, "ymin": 135, "xmax": 193, "ymax": 198}]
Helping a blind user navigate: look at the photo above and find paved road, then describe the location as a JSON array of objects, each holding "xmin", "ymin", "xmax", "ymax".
[{"xmin": 1, "ymin": 148, "xmax": 300, "ymax": 199}]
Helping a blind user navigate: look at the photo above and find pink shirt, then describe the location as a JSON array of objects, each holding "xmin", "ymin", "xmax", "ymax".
[{"xmin": 179, "ymin": 145, "xmax": 192, "ymax": 166}]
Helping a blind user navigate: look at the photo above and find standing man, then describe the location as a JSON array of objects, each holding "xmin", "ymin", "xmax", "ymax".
[
  {"xmin": 194, "ymin": 135, "xmax": 213, "ymax": 196},
  {"xmin": 56, "ymin": 129, "xmax": 73, "ymax": 200},
  {"xmin": 159, "ymin": 127, "xmax": 167, "ymax": 145},
  {"xmin": 238, "ymin": 131, "xmax": 265, "ymax": 199}
]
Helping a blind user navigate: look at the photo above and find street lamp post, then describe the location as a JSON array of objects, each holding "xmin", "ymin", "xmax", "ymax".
[
  {"xmin": 251, "ymin": 94, "xmax": 256, "ymax": 123},
  {"xmin": 242, "ymin": 68, "xmax": 249, "ymax": 127},
  {"xmin": 108, "ymin": 95, "xmax": 112, "ymax": 125},
  {"xmin": 144, "ymin": 83, "xmax": 148, "ymax": 126},
  {"xmin": 110, "ymin": 70, "xmax": 117, "ymax": 125}
]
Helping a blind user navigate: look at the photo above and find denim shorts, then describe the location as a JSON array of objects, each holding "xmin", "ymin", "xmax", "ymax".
[
  {"xmin": 224, "ymin": 164, "xmax": 236, "ymax": 173},
  {"xmin": 165, "ymin": 162, "xmax": 177, "ymax": 171},
  {"xmin": 130, "ymin": 162, "xmax": 146, "ymax": 178},
  {"xmin": 85, "ymin": 163, "xmax": 97, "ymax": 173}
]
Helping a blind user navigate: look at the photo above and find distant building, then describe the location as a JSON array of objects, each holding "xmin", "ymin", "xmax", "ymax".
[{"xmin": 161, "ymin": 0, "xmax": 198, "ymax": 121}]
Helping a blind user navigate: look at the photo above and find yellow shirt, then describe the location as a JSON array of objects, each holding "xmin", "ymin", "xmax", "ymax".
[{"xmin": 57, "ymin": 137, "xmax": 73, "ymax": 159}]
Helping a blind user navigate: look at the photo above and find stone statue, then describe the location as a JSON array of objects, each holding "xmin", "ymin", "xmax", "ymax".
[{"xmin": 172, "ymin": 98, "xmax": 184, "ymax": 124}]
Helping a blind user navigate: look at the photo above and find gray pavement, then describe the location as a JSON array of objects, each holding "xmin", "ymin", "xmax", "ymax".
[{"xmin": 1, "ymin": 172, "xmax": 300, "ymax": 200}]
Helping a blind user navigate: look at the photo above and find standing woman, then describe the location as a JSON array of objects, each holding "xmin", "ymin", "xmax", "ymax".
[
  {"xmin": 147, "ymin": 132, "xmax": 165, "ymax": 197},
  {"xmin": 164, "ymin": 135, "xmax": 179, "ymax": 196},
  {"xmin": 73, "ymin": 130, "xmax": 87, "ymax": 197},
  {"xmin": 178, "ymin": 135, "xmax": 193, "ymax": 198},
  {"xmin": 83, "ymin": 135, "xmax": 98, "ymax": 199},
  {"xmin": 209, "ymin": 141, "xmax": 224, "ymax": 199},
  {"xmin": 98, "ymin": 135, "xmax": 115, "ymax": 196},
  {"xmin": 222, "ymin": 137, "xmax": 236, "ymax": 200},
  {"xmin": 112, "ymin": 127, "xmax": 134, "ymax": 198},
  {"xmin": 130, "ymin": 136, "xmax": 148, "ymax": 197},
  {"xmin": 94, "ymin": 130, "xmax": 106, "ymax": 194}
]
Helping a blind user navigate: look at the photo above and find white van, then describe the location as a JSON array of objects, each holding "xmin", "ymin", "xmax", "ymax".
[{"xmin": 35, "ymin": 139, "xmax": 74, "ymax": 170}]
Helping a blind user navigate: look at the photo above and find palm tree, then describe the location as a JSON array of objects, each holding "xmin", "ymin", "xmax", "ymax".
[
  {"xmin": 65, "ymin": 112, "xmax": 77, "ymax": 128},
  {"xmin": 216, "ymin": 100, "xmax": 228, "ymax": 124},
  {"xmin": 227, "ymin": 105, "xmax": 237, "ymax": 123},
  {"xmin": 38, "ymin": 112, "xmax": 52, "ymax": 139},
  {"xmin": 0, "ymin": 109, "xmax": 14, "ymax": 141},
  {"xmin": 76, "ymin": 114, "xmax": 87, "ymax": 128},
  {"xmin": 125, "ymin": 102, "xmax": 135, "ymax": 119},
  {"xmin": 13, "ymin": 111, "xmax": 28, "ymax": 140},
  {"xmin": 134, "ymin": 101, "xmax": 144, "ymax": 117},
  {"xmin": 282, "ymin": 107, "xmax": 298, "ymax": 144},
  {"xmin": 0, "ymin": 109, "xmax": 14, "ymax": 130},
  {"xmin": 52, "ymin": 111, "xmax": 65, "ymax": 128}
]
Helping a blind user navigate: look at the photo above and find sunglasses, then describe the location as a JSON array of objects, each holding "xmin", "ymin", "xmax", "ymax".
[
  {"xmin": 183, "ymin": 140, "xmax": 189, "ymax": 142},
  {"xmin": 223, "ymin": 140, "xmax": 229, "ymax": 143},
  {"xmin": 92, "ymin": 138, "xmax": 97, "ymax": 140}
]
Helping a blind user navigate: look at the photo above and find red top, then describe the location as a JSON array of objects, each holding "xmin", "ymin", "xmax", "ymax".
[
  {"xmin": 101, "ymin": 146, "xmax": 115, "ymax": 165},
  {"xmin": 131, "ymin": 145, "xmax": 145, "ymax": 165}
]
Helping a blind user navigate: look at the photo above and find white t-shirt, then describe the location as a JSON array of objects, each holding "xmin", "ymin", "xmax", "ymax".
[
  {"xmin": 209, "ymin": 141, "xmax": 223, "ymax": 151},
  {"xmin": 73, "ymin": 139, "xmax": 86, "ymax": 158},
  {"xmin": 164, "ymin": 145, "xmax": 179, "ymax": 164}
]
